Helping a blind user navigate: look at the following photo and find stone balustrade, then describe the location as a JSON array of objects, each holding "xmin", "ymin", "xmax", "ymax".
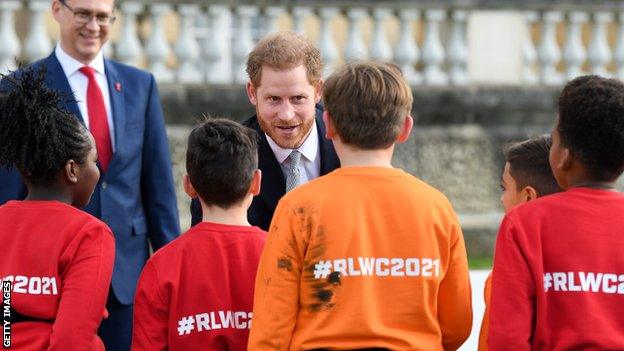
[
  {"xmin": 0, "ymin": 0, "xmax": 624, "ymax": 86},
  {"xmin": 3, "ymin": 0, "xmax": 624, "ymax": 85}
]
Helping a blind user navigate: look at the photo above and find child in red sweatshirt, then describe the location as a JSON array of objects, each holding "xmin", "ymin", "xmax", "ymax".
[
  {"xmin": 132, "ymin": 119, "xmax": 266, "ymax": 351},
  {"xmin": 489, "ymin": 75, "xmax": 624, "ymax": 350},
  {"xmin": 478, "ymin": 135, "xmax": 561, "ymax": 351},
  {"xmin": 0, "ymin": 67, "xmax": 114, "ymax": 350}
]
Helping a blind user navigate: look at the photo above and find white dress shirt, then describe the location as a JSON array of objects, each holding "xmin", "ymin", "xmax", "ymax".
[
  {"xmin": 266, "ymin": 120, "xmax": 321, "ymax": 186},
  {"xmin": 55, "ymin": 44, "xmax": 115, "ymax": 150}
]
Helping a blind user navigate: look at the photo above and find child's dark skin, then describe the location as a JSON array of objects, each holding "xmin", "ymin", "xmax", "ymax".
[
  {"xmin": 24, "ymin": 134, "xmax": 100, "ymax": 208},
  {"xmin": 549, "ymin": 117, "xmax": 618, "ymax": 191}
]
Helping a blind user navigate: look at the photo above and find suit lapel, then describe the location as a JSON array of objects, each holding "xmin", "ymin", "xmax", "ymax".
[
  {"xmin": 104, "ymin": 59, "xmax": 125, "ymax": 158},
  {"xmin": 251, "ymin": 118, "xmax": 285, "ymax": 213},
  {"xmin": 45, "ymin": 53, "xmax": 82, "ymax": 121},
  {"xmin": 315, "ymin": 108, "xmax": 340, "ymax": 175}
]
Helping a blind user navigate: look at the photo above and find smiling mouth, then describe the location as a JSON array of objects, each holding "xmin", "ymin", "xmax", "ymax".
[
  {"xmin": 277, "ymin": 125, "xmax": 298, "ymax": 131},
  {"xmin": 80, "ymin": 34, "xmax": 100, "ymax": 40}
]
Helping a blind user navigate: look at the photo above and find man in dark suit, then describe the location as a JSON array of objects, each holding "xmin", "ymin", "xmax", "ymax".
[
  {"xmin": 0, "ymin": 0, "xmax": 179, "ymax": 349},
  {"xmin": 191, "ymin": 32, "xmax": 340, "ymax": 230}
]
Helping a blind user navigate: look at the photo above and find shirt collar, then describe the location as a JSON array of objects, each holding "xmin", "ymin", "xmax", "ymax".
[
  {"xmin": 55, "ymin": 43, "xmax": 105, "ymax": 77},
  {"xmin": 266, "ymin": 120, "xmax": 319, "ymax": 164}
]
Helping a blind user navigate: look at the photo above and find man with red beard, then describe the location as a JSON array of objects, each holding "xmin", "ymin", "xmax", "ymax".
[{"xmin": 190, "ymin": 32, "xmax": 340, "ymax": 230}]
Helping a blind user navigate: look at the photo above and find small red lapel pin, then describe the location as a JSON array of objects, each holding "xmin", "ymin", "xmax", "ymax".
[{"xmin": 115, "ymin": 82, "xmax": 122, "ymax": 92}]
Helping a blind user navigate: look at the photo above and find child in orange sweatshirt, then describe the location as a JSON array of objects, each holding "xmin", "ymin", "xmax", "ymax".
[
  {"xmin": 249, "ymin": 62, "xmax": 472, "ymax": 350},
  {"xmin": 477, "ymin": 135, "xmax": 561, "ymax": 350}
]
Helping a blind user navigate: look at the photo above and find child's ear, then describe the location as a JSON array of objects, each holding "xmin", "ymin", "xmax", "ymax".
[
  {"xmin": 64, "ymin": 159, "xmax": 79, "ymax": 184},
  {"xmin": 249, "ymin": 169, "xmax": 262, "ymax": 196},
  {"xmin": 314, "ymin": 79, "xmax": 323, "ymax": 103},
  {"xmin": 554, "ymin": 146, "xmax": 573, "ymax": 171},
  {"xmin": 183, "ymin": 174, "xmax": 198, "ymax": 199},
  {"xmin": 246, "ymin": 81, "xmax": 258, "ymax": 106},
  {"xmin": 323, "ymin": 111, "xmax": 336, "ymax": 140},
  {"xmin": 520, "ymin": 185, "xmax": 539, "ymax": 202},
  {"xmin": 561, "ymin": 147, "xmax": 576, "ymax": 171},
  {"xmin": 396, "ymin": 115, "xmax": 414, "ymax": 143}
]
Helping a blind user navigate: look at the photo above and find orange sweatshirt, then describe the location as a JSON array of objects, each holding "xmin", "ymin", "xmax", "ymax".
[
  {"xmin": 249, "ymin": 167, "xmax": 472, "ymax": 350},
  {"xmin": 478, "ymin": 273, "xmax": 492, "ymax": 351}
]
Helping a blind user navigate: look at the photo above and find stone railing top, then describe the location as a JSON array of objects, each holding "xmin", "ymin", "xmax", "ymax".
[
  {"xmin": 5, "ymin": 0, "xmax": 624, "ymax": 86},
  {"xmin": 117, "ymin": 0, "xmax": 624, "ymax": 11}
]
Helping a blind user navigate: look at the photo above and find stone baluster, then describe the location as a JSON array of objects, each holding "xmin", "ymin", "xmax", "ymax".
[
  {"xmin": 24, "ymin": 0, "xmax": 51, "ymax": 62},
  {"xmin": 262, "ymin": 6, "xmax": 285, "ymax": 38},
  {"xmin": 393, "ymin": 9, "xmax": 421, "ymax": 85},
  {"xmin": 538, "ymin": 11, "xmax": 563, "ymax": 86},
  {"xmin": 614, "ymin": 13, "xmax": 624, "ymax": 80},
  {"xmin": 292, "ymin": 7, "xmax": 312, "ymax": 36},
  {"xmin": 370, "ymin": 8, "xmax": 392, "ymax": 61},
  {"xmin": 318, "ymin": 8, "xmax": 339, "ymax": 77},
  {"xmin": 175, "ymin": 4, "xmax": 201, "ymax": 83},
  {"xmin": 447, "ymin": 10, "xmax": 468, "ymax": 85},
  {"xmin": 145, "ymin": 3, "xmax": 174, "ymax": 82},
  {"xmin": 115, "ymin": 2, "xmax": 144, "ymax": 67},
  {"xmin": 563, "ymin": 11, "xmax": 588, "ymax": 80},
  {"xmin": 421, "ymin": 9, "xmax": 448, "ymax": 85},
  {"xmin": 232, "ymin": 6, "xmax": 257, "ymax": 84},
  {"xmin": 0, "ymin": 0, "xmax": 21, "ymax": 73},
  {"xmin": 204, "ymin": 5, "xmax": 233, "ymax": 84},
  {"xmin": 344, "ymin": 8, "xmax": 368, "ymax": 62},
  {"xmin": 588, "ymin": 12, "xmax": 614, "ymax": 77},
  {"xmin": 523, "ymin": 11, "xmax": 539, "ymax": 84}
]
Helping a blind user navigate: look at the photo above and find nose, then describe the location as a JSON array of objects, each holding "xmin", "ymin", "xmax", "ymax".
[
  {"xmin": 85, "ymin": 16, "xmax": 101, "ymax": 30},
  {"xmin": 276, "ymin": 102, "xmax": 295, "ymax": 121}
]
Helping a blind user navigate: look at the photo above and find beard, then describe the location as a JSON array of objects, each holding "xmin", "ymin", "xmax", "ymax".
[{"xmin": 256, "ymin": 108, "xmax": 315, "ymax": 149}]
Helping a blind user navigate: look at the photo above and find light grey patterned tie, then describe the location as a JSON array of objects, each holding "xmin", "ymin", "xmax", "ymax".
[{"xmin": 285, "ymin": 150, "xmax": 302, "ymax": 192}]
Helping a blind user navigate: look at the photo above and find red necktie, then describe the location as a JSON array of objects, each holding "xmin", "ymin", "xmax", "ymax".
[{"xmin": 80, "ymin": 66, "xmax": 112, "ymax": 172}]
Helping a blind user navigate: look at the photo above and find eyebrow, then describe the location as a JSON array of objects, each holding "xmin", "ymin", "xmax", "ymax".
[{"xmin": 74, "ymin": 8, "xmax": 113, "ymax": 15}]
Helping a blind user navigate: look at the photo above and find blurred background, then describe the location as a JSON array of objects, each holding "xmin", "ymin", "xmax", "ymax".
[{"xmin": 4, "ymin": 1, "xmax": 624, "ymax": 348}]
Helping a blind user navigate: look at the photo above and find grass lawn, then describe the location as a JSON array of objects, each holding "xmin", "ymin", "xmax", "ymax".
[{"xmin": 468, "ymin": 256, "xmax": 493, "ymax": 269}]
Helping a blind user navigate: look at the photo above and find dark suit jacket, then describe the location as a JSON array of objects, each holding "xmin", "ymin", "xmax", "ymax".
[
  {"xmin": 190, "ymin": 107, "xmax": 340, "ymax": 230},
  {"xmin": 0, "ymin": 53, "xmax": 180, "ymax": 305}
]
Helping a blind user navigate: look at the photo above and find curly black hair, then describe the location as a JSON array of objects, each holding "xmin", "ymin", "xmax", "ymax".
[
  {"xmin": 0, "ymin": 65, "xmax": 92, "ymax": 187},
  {"xmin": 558, "ymin": 75, "xmax": 624, "ymax": 182},
  {"xmin": 186, "ymin": 118, "xmax": 258, "ymax": 208}
]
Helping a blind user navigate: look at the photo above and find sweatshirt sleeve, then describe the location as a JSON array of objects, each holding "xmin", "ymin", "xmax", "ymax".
[
  {"xmin": 437, "ymin": 218, "xmax": 473, "ymax": 351},
  {"xmin": 48, "ymin": 223, "xmax": 115, "ymax": 350},
  {"xmin": 248, "ymin": 199, "xmax": 303, "ymax": 350},
  {"xmin": 132, "ymin": 261, "xmax": 169, "ymax": 351},
  {"xmin": 488, "ymin": 214, "xmax": 534, "ymax": 351}
]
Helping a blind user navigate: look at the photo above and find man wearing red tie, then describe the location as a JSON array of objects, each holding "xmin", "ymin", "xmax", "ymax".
[{"xmin": 0, "ymin": 0, "xmax": 180, "ymax": 350}]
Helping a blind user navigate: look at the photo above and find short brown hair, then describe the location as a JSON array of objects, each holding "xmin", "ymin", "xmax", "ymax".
[
  {"xmin": 323, "ymin": 61, "xmax": 413, "ymax": 149},
  {"xmin": 246, "ymin": 31, "xmax": 322, "ymax": 88},
  {"xmin": 504, "ymin": 135, "xmax": 561, "ymax": 196}
]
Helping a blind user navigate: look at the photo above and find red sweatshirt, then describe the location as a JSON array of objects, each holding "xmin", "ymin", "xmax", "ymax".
[
  {"xmin": 489, "ymin": 188, "xmax": 624, "ymax": 350},
  {"xmin": 132, "ymin": 221, "xmax": 266, "ymax": 351},
  {"xmin": 0, "ymin": 200, "xmax": 115, "ymax": 350}
]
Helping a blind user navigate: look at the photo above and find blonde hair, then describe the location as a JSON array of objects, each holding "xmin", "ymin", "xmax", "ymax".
[
  {"xmin": 323, "ymin": 61, "xmax": 413, "ymax": 149},
  {"xmin": 246, "ymin": 31, "xmax": 322, "ymax": 87}
]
